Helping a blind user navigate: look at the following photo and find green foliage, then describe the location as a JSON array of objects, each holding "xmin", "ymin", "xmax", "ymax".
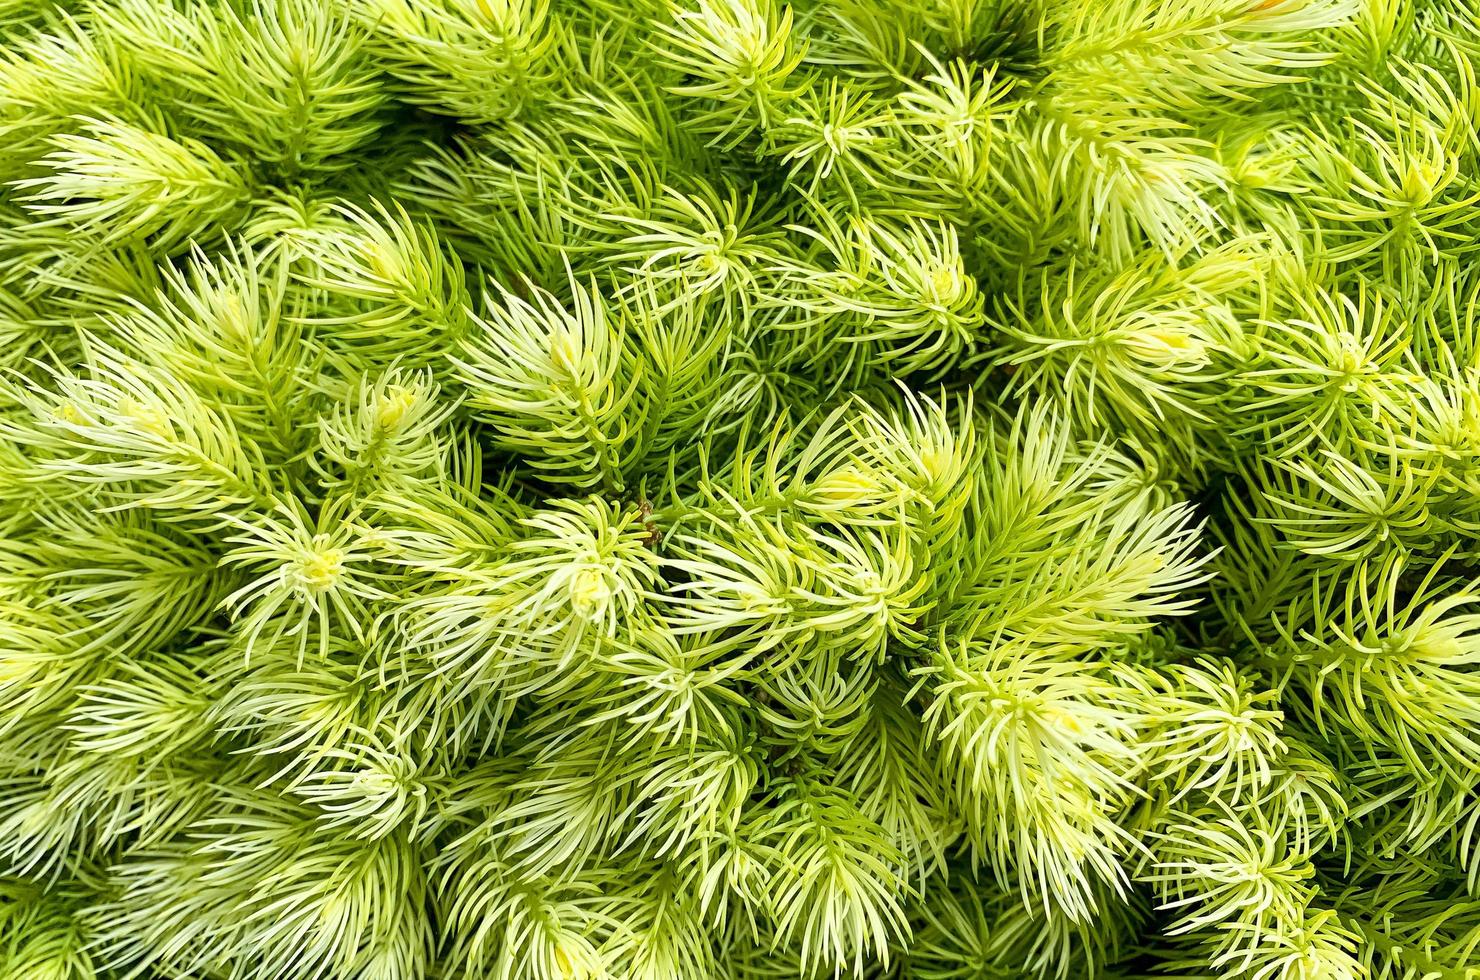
[{"xmin": 1, "ymin": 1, "xmax": 1479, "ymax": 978}]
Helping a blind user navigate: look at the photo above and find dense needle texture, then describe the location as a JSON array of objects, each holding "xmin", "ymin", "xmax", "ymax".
[{"xmin": 1, "ymin": 0, "xmax": 1479, "ymax": 978}]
